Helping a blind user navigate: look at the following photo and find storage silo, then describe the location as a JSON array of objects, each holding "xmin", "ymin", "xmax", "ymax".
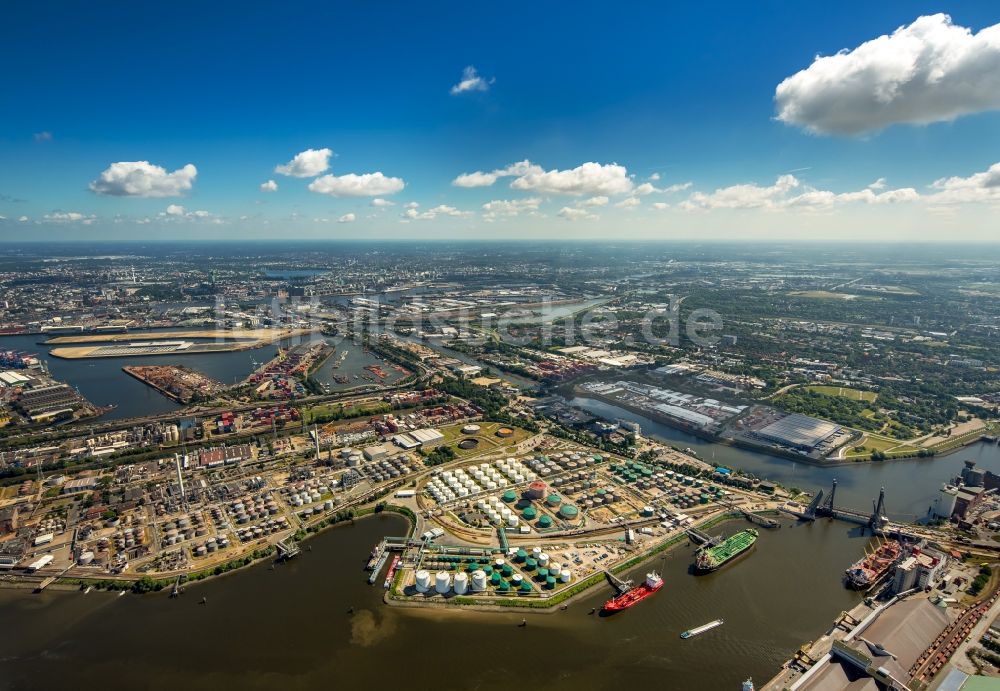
[
  {"xmin": 560, "ymin": 569, "xmax": 572, "ymax": 583},
  {"xmin": 453, "ymin": 572, "xmax": 469, "ymax": 595},
  {"xmin": 415, "ymin": 569, "xmax": 432, "ymax": 593},
  {"xmin": 538, "ymin": 553, "xmax": 550, "ymax": 567},
  {"xmin": 537, "ymin": 515, "xmax": 552, "ymax": 529},
  {"xmin": 471, "ymin": 569, "xmax": 488, "ymax": 592},
  {"xmin": 435, "ymin": 571, "xmax": 451, "ymax": 594}
]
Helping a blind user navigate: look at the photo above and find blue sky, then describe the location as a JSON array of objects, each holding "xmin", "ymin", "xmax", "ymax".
[{"xmin": 2, "ymin": 1, "xmax": 1000, "ymax": 240}]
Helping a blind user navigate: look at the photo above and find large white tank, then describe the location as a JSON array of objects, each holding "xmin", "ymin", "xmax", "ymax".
[
  {"xmin": 471, "ymin": 570, "xmax": 488, "ymax": 592},
  {"xmin": 453, "ymin": 572, "xmax": 469, "ymax": 595},
  {"xmin": 531, "ymin": 547, "xmax": 542, "ymax": 559},
  {"xmin": 538, "ymin": 552, "xmax": 549, "ymax": 567},
  {"xmin": 435, "ymin": 571, "xmax": 451, "ymax": 594},
  {"xmin": 560, "ymin": 569, "xmax": 571, "ymax": 583},
  {"xmin": 512, "ymin": 574, "xmax": 523, "ymax": 585},
  {"xmin": 507, "ymin": 515, "xmax": 519, "ymax": 528},
  {"xmin": 549, "ymin": 561, "xmax": 561, "ymax": 573},
  {"xmin": 495, "ymin": 558, "xmax": 506, "ymax": 568},
  {"xmin": 415, "ymin": 569, "xmax": 432, "ymax": 592}
]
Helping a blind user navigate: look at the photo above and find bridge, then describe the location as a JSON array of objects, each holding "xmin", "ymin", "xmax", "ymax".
[
  {"xmin": 798, "ymin": 479, "xmax": 892, "ymax": 534},
  {"xmin": 686, "ymin": 527, "xmax": 722, "ymax": 547}
]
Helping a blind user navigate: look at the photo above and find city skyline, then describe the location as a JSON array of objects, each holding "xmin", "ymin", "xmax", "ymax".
[{"xmin": 2, "ymin": 2, "xmax": 1000, "ymax": 241}]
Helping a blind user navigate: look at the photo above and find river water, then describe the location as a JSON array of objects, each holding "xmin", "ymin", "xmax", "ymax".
[{"xmin": 0, "ymin": 513, "xmax": 866, "ymax": 691}]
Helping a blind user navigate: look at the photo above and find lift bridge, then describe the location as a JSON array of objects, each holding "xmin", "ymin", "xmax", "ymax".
[{"xmin": 799, "ymin": 479, "xmax": 890, "ymax": 533}]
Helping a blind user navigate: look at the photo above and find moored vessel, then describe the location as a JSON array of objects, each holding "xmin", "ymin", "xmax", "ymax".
[
  {"xmin": 602, "ymin": 572, "xmax": 663, "ymax": 612},
  {"xmin": 844, "ymin": 537, "xmax": 901, "ymax": 589},
  {"xmin": 384, "ymin": 555, "xmax": 400, "ymax": 589},
  {"xmin": 695, "ymin": 529, "xmax": 757, "ymax": 573}
]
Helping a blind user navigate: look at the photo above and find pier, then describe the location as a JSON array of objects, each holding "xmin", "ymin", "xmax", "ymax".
[
  {"xmin": 34, "ymin": 565, "xmax": 73, "ymax": 592},
  {"xmin": 686, "ymin": 527, "xmax": 721, "ymax": 547},
  {"xmin": 276, "ymin": 539, "xmax": 300, "ymax": 560}
]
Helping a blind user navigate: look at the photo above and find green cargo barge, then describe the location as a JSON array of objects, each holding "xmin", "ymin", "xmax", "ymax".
[{"xmin": 694, "ymin": 529, "xmax": 758, "ymax": 573}]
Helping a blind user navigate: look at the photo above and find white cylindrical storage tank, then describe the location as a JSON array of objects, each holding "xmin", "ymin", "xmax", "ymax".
[
  {"xmin": 500, "ymin": 507, "xmax": 512, "ymax": 519},
  {"xmin": 514, "ymin": 474, "xmax": 524, "ymax": 483},
  {"xmin": 453, "ymin": 572, "xmax": 469, "ymax": 595},
  {"xmin": 512, "ymin": 574, "xmax": 523, "ymax": 585},
  {"xmin": 476, "ymin": 499, "xmax": 487, "ymax": 510},
  {"xmin": 495, "ymin": 558, "xmax": 506, "ymax": 569},
  {"xmin": 560, "ymin": 569, "xmax": 571, "ymax": 583},
  {"xmin": 415, "ymin": 569, "xmax": 432, "ymax": 593},
  {"xmin": 435, "ymin": 571, "xmax": 451, "ymax": 594},
  {"xmin": 531, "ymin": 547, "xmax": 542, "ymax": 559},
  {"xmin": 498, "ymin": 478, "xmax": 508, "ymax": 488},
  {"xmin": 538, "ymin": 552, "xmax": 549, "ymax": 567},
  {"xmin": 507, "ymin": 515, "xmax": 519, "ymax": 528},
  {"xmin": 471, "ymin": 570, "xmax": 488, "ymax": 592},
  {"xmin": 458, "ymin": 487, "xmax": 469, "ymax": 497},
  {"xmin": 549, "ymin": 561, "xmax": 561, "ymax": 573},
  {"xmin": 486, "ymin": 481, "xmax": 497, "ymax": 491}
]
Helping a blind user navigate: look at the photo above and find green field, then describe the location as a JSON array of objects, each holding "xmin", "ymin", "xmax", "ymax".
[
  {"xmin": 844, "ymin": 432, "xmax": 920, "ymax": 459},
  {"xmin": 806, "ymin": 385, "xmax": 877, "ymax": 403}
]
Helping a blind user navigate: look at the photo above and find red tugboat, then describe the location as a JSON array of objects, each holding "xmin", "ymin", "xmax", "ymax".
[{"xmin": 602, "ymin": 572, "xmax": 664, "ymax": 612}]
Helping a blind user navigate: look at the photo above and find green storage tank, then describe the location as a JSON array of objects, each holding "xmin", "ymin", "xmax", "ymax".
[
  {"xmin": 491, "ymin": 571, "xmax": 502, "ymax": 585},
  {"xmin": 537, "ymin": 515, "xmax": 553, "ymax": 529},
  {"xmin": 545, "ymin": 576, "xmax": 556, "ymax": 589},
  {"xmin": 525, "ymin": 558, "xmax": 537, "ymax": 571},
  {"xmin": 559, "ymin": 504, "xmax": 579, "ymax": 519},
  {"xmin": 515, "ymin": 548, "xmax": 528, "ymax": 562},
  {"xmin": 546, "ymin": 493, "xmax": 561, "ymax": 507},
  {"xmin": 467, "ymin": 562, "xmax": 479, "ymax": 572},
  {"xmin": 501, "ymin": 564, "xmax": 513, "ymax": 577},
  {"xmin": 483, "ymin": 565, "xmax": 493, "ymax": 575},
  {"xmin": 537, "ymin": 567, "xmax": 549, "ymax": 579},
  {"xmin": 522, "ymin": 506, "xmax": 537, "ymax": 520},
  {"xmin": 520, "ymin": 580, "xmax": 533, "ymax": 592},
  {"xmin": 502, "ymin": 490, "xmax": 518, "ymax": 503},
  {"xmin": 498, "ymin": 580, "xmax": 510, "ymax": 592}
]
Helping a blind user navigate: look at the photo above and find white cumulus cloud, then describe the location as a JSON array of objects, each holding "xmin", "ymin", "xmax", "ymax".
[
  {"xmin": 481, "ymin": 198, "xmax": 542, "ymax": 221},
  {"xmin": 511, "ymin": 162, "xmax": 633, "ymax": 196},
  {"xmin": 578, "ymin": 196, "xmax": 609, "ymax": 207},
  {"xmin": 450, "ymin": 65, "xmax": 493, "ymax": 95},
  {"xmin": 370, "ymin": 198, "xmax": 395, "ymax": 207},
  {"xmin": 338, "ymin": 213, "xmax": 357, "ymax": 223},
  {"xmin": 42, "ymin": 211, "xmax": 96, "ymax": 224},
  {"xmin": 403, "ymin": 204, "xmax": 471, "ymax": 220},
  {"xmin": 557, "ymin": 207, "xmax": 597, "ymax": 221},
  {"xmin": 89, "ymin": 161, "xmax": 197, "ymax": 197},
  {"xmin": 452, "ymin": 160, "xmax": 542, "ymax": 188},
  {"xmin": 615, "ymin": 197, "xmax": 641, "ymax": 209},
  {"xmin": 260, "ymin": 179, "xmax": 278, "ymax": 192},
  {"xmin": 308, "ymin": 172, "xmax": 405, "ymax": 197},
  {"xmin": 680, "ymin": 174, "xmax": 919, "ymax": 211},
  {"xmin": 775, "ymin": 14, "xmax": 1000, "ymax": 135},
  {"xmin": 275, "ymin": 148, "xmax": 333, "ymax": 177},
  {"xmin": 927, "ymin": 161, "xmax": 1000, "ymax": 204}
]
